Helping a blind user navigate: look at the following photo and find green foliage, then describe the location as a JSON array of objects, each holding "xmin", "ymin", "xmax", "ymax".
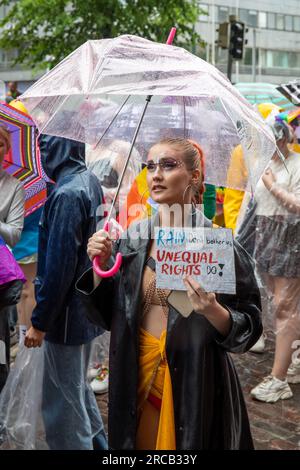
[{"xmin": 0, "ymin": 0, "xmax": 205, "ymax": 70}]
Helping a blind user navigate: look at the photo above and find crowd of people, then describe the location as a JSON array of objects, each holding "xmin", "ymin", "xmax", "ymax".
[{"xmin": 0, "ymin": 92, "xmax": 299, "ymax": 450}]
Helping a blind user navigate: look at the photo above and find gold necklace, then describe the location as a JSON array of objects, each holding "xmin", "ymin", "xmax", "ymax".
[{"xmin": 142, "ymin": 268, "xmax": 169, "ymax": 319}]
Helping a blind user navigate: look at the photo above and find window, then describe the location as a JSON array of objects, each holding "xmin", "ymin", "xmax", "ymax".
[
  {"xmin": 258, "ymin": 12, "xmax": 267, "ymax": 28},
  {"xmin": 2, "ymin": 49, "xmax": 18, "ymax": 63},
  {"xmin": 260, "ymin": 50, "xmax": 300, "ymax": 69},
  {"xmin": 288, "ymin": 52, "xmax": 300, "ymax": 68},
  {"xmin": 273, "ymin": 50, "xmax": 288, "ymax": 67},
  {"xmin": 218, "ymin": 6, "xmax": 229, "ymax": 23},
  {"xmin": 239, "ymin": 9, "xmax": 248, "ymax": 24},
  {"xmin": 260, "ymin": 50, "xmax": 274, "ymax": 68},
  {"xmin": 285, "ymin": 16, "xmax": 293, "ymax": 31},
  {"xmin": 244, "ymin": 48, "xmax": 253, "ymax": 65},
  {"xmin": 199, "ymin": 3, "xmax": 209, "ymax": 22},
  {"xmin": 247, "ymin": 10, "xmax": 258, "ymax": 27},
  {"xmin": 239, "ymin": 9, "xmax": 257, "ymax": 27},
  {"xmin": 294, "ymin": 16, "xmax": 300, "ymax": 31},
  {"xmin": 268, "ymin": 12, "xmax": 276, "ymax": 29},
  {"xmin": 276, "ymin": 14, "xmax": 284, "ymax": 30},
  {"xmin": 243, "ymin": 48, "xmax": 259, "ymax": 66}
]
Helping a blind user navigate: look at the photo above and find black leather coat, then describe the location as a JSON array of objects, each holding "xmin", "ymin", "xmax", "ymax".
[{"xmin": 77, "ymin": 216, "xmax": 262, "ymax": 449}]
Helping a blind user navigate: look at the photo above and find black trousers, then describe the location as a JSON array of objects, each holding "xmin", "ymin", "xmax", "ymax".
[{"xmin": 0, "ymin": 307, "xmax": 10, "ymax": 393}]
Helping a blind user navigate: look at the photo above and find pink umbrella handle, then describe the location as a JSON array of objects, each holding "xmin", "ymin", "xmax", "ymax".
[
  {"xmin": 166, "ymin": 27, "xmax": 177, "ymax": 45},
  {"xmin": 93, "ymin": 252, "xmax": 122, "ymax": 278},
  {"xmin": 92, "ymin": 221, "xmax": 123, "ymax": 277}
]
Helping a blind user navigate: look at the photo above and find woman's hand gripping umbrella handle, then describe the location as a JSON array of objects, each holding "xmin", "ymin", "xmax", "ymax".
[
  {"xmin": 92, "ymin": 221, "xmax": 122, "ymax": 278},
  {"xmin": 93, "ymin": 27, "xmax": 177, "ymax": 278}
]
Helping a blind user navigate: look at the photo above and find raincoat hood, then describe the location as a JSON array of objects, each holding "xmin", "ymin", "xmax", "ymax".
[{"xmin": 38, "ymin": 134, "xmax": 86, "ymax": 182}]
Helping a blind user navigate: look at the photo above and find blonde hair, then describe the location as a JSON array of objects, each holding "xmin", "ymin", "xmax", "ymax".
[
  {"xmin": 154, "ymin": 137, "xmax": 205, "ymax": 203},
  {"xmin": 0, "ymin": 126, "xmax": 11, "ymax": 152}
]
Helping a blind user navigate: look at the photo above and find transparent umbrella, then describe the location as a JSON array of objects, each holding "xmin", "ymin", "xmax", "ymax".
[{"xmin": 20, "ymin": 34, "xmax": 276, "ymax": 275}]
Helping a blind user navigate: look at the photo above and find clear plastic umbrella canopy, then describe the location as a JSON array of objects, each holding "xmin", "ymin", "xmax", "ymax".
[{"xmin": 20, "ymin": 34, "xmax": 276, "ymax": 191}]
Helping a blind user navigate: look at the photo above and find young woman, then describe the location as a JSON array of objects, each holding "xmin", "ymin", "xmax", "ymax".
[
  {"xmin": 251, "ymin": 121, "xmax": 300, "ymax": 402},
  {"xmin": 0, "ymin": 125, "xmax": 24, "ymax": 391},
  {"xmin": 77, "ymin": 137, "xmax": 262, "ymax": 450},
  {"xmin": 0, "ymin": 126, "xmax": 24, "ymax": 248}
]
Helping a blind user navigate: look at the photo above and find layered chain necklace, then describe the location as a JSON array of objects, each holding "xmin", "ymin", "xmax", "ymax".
[{"xmin": 142, "ymin": 262, "xmax": 169, "ymax": 319}]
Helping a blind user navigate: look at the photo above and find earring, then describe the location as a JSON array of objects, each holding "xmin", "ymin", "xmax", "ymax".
[
  {"xmin": 183, "ymin": 184, "xmax": 196, "ymax": 215},
  {"xmin": 183, "ymin": 184, "xmax": 203, "ymax": 216},
  {"xmin": 182, "ymin": 184, "xmax": 192, "ymax": 204}
]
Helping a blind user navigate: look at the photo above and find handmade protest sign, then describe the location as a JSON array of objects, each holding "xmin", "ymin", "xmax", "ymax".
[{"xmin": 155, "ymin": 227, "xmax": 236, "ymax": 294}]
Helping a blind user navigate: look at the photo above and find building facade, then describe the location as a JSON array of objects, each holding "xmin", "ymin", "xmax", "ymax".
[
  {"xmin": 196, "ymin": 0, "xmax": 300, "ymax": 83},
  {"xmin": 0, "ymin": 0, "xmax": 300, "ymax": 91}
]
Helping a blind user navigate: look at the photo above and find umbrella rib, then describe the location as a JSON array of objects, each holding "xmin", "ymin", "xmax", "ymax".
[
  {"xmin": 94, "ymin": 95, "xmax": 130, "ymax": 148},
  {"xmin": 107, "ymin": 95, "xmax": 152, "ymax": 222},
  {"xmin": 183, "ymin": 96, "xmax": 187, "ymax": 138},
  {"xmin": 37, "ymin": 95, "xmax": 69, "ymax": 135}
]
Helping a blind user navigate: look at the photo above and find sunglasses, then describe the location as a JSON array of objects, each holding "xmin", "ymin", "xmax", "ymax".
[{"xmin": 146, "ymin": 158, "xmax": 183, "ymax": 172}]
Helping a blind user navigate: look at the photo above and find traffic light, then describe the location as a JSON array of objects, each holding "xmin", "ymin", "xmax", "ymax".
[
  {"xmin": 229, "ymin": 20, "xmax": 245, "ymax": 60},
  {"xmin": 216, "ymin": 22, "xmax": 229, "ymax": 49}
]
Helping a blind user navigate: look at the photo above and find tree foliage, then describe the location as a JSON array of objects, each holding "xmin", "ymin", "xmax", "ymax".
[{"xmin": 0, "ymin": 0, "xmax": 204, "ymax": 70}]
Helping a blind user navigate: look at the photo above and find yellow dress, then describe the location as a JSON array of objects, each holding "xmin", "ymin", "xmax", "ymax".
[
  {"xmin": 136, "ymin": 259, "xmax": 176, "ymax": 450},
  {"xmin": 137, "ymin": 327, "xmax": 176, "ymax": 450}
]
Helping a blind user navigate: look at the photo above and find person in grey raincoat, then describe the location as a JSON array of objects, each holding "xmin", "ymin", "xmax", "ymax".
[
  {"xmin": 24, "ymin": 135, "xmax": 107, "ymax": 450},
  {"xmin": 77, "ymin": 137, "xmax": 262, "ymax": 450},
  {"xmin": 0, "ymin": 125, "xmax": 24, "ymax": 392}
]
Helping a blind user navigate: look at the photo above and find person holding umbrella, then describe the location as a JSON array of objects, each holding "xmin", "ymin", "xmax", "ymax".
[{"xmin": 77, "ymin": 137, "xmax": 262, "ymax": 450}]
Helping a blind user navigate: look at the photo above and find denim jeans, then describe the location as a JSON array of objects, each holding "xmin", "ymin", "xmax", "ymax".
[{"xmin": 42, "ymin": 340, "xmax": 107, "ymax": 450}]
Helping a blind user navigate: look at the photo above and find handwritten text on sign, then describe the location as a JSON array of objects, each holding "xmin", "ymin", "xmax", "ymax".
[{"xmin": 154, "ymin": 227, "xmax": 236, "ymax": 294}]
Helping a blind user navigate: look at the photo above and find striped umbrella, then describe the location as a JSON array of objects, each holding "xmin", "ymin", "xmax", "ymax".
[
  {"xmin": 0, "ymin": 102, "xmax": 48, "ymax": 216},
  {"xmin": 234, "ymin": 82, "xmax": 294, "ymax": 110}
]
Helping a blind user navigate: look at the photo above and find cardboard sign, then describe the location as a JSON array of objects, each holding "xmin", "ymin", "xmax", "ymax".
[{"xmin": 155, "ymin": 227, "xmax": 236, "ymax": 294}]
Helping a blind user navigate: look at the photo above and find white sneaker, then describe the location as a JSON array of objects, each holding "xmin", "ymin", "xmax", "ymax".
[
  {"xmin": 87, "ymin": 363, "xmax": 102, "ymax": 381},
  {"xmin": 251, "ymin": 375, "xmax": 293, "ymax": 403},
  {"xmin": 287, "ymin": 362, "xmax": 300, "ymax": 384},
  {"xmin": 90, "ymin": 367, "xmax": 109, "ymax": 394},
  {"xmin": 249, "ymin": 334, "xmax": 265, "ymax": 354}
]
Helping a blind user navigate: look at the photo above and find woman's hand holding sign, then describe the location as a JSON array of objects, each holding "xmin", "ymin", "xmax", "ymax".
[
  {"xmin": 183, "ymin": 275, "xmax": 232, "ymax": 336},
  {"xmin": 183, "ymin": 275, "xmax": 217, "ymax": 313}
]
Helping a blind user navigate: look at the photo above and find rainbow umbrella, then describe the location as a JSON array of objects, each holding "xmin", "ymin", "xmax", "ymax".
[
  {"xmin": 275, "ymin": 107, "xmax": 300, "ymax": 124},
  {"xmin": 0, "ymin": 102, "xmax": 48, "ymax": 216}
]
